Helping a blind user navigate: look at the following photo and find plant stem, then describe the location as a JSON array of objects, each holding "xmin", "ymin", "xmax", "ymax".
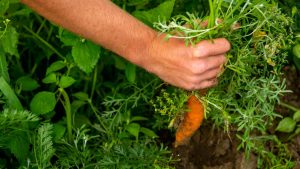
[
  {"xmin": 90, "ymin": 65, "xmax": 97, "ymax": 100},
  {"xmin": 23, "ymin": 26, "xmax": 65, "ymax": 60},
  {"xmin": 279, "ymin": 102, "xmax": 300, "ymax": 112},
  {"xmin": 208, "ymin": 0, "xmax": 215, "ymax": 29},
  {"xmin": 59, "ymin": 88, "xmax": 73, "ymax": 141}
]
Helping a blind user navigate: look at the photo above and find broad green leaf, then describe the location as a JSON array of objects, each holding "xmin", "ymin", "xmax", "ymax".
[
  {"xmin": 125, "ymin": 63, "xmax": 136, "ymax": 83},
  {"xmin": 42, "ymin": 73, "xmax": 57, "ymax": 84},
  {"xmin": 276, "ymin": 117, "xmax": 296, "ymax": 133},
  {"xmin": 53, "ymin": 124, "xmax": 66, "ymax": 141},
  {"xmin": 16, "ymin": 76, "xmax": 39, "ymax": 91},
  {"xmin": 0, "ymin": 25, "xmax": 19, "ymax": 57},
  {"xmin": 0, "ymin": 49, "xmax": 9, "ymax": 82},
  {"xmin": 72, "ymin": 40, "xmax": 101, "ymax": 74},
  {"xmin": 73, "ymin": 92, "xmax": 89, "ymax": 101},
  {"xmin": 7, "ymin": 131, "xmax": 29, "ymax": 163},
  {"xmin": 59, "ymin": 76, "xmax": 76, "ymax": 88},
  {"xmin": 30, "ymin": 91, "xmax": 56, "ymax": 115},
  {"xmin": 140, "ymin": 127, "xmax": 158, "ymax": 138},
  {"xmin": 58, "ymin": 29, "xmax": 80, "ymax": 46},
  {"xmin": 0, "ymin": 0, "xmax": 9, "ymax": 16},
  {"xmin": 46, "ymin": 61, "xmax": 66, "ymax": 75},
  {"xmin": 293, "ymin": 111, "xmax": 300, "ymax": 122},
  {"xmin": 0, "ymin": 77, "xmax": 22, "ymax": 110},
  {"xmin": 133, "ymin": 0, "xmax": 175, "ymax": 26},
  {"xmin": 126, "ymin": 123, "xmax": 140, "ymax": 139}
]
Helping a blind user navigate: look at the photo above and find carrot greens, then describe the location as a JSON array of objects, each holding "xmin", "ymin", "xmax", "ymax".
[{"xmin": 152, "ymin": 0, "xmax": 294, "ymax": 168}]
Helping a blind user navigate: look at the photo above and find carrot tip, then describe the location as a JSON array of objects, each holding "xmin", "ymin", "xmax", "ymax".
[{"xmin": 174, "ymin": 138, "xmax": 190, "ymax": 148}]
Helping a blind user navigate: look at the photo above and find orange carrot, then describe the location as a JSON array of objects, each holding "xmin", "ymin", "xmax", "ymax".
[{"xmin": 174, "ymin": 95, "xmax": 205, "ymax": 147}]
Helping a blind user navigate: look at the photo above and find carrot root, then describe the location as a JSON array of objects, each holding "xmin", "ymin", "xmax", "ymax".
[{"xmin": 174, "ymin": 95, "xmax": 205, "ymax": 147}]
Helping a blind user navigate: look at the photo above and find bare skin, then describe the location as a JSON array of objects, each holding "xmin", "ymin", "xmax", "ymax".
[{"xmin": 20, "ymin": 0, "xmax": 230, "ymax": 90}]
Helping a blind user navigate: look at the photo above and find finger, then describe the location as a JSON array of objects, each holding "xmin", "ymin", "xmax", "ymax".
[
  {"xmin": 189, "ymin": 54, "xmax": 226, "ymax": 74},
  {"xmin": 197, "ymin": 67, "xmax": 223, "ymax": 82},
  {"xmin": 197, "ymin": 78, "xmax": 218, "ymax": 89},
  {"xmin": 199, "ymin": 20, "xmax": 208, "ymax": 28},
  {"xmin": 192, "ymin": 38, "xmax": 231, "ymax": 58}
]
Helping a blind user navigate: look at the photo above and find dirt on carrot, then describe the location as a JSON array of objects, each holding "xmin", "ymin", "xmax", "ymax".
[{"xmin": 175, "ymin": 95, "xmax": 205, "ymax": 147}]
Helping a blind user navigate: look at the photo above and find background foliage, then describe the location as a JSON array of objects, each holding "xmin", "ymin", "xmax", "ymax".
[{"xmin": 0, "ymin": 0, "xmax": 299, "ymax": 168}]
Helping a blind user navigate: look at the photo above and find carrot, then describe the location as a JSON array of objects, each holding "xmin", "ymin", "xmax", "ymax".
[{"xmin": 174, "ymin": 95, "xmax": 205, "ymax": 147}]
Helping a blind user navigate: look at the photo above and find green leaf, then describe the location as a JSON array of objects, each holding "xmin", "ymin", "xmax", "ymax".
[
  {"xmin": 34, "ymin": 123, "xmax": 55, "ymax": 168},
  {"xmin": 59, "ymin": 76, "xmax": 76, "ymax": 88},
  {"xmin": 0, "ymin": 0, "xmax": 9, "ymax": 16},
  {"xmin": 58, "ymin": 29, "xmax": 80, "ymax": 46},
  {"xmin": 292, "ymin": 6, "xmax": 298, "ymax": 17},
  {"xmin": 16, "ymin": 76, "xmax": 39, "ymax": 91},
  {"xmin": 42, "ymin": 73, "xmax": 57, "ymax": 84},
  {"xmin": 133, "ymin": 0, "xmax": 175, "ymax": 26},
  {"xmin": 0, "ymin": 25, "xmax": 19, "ymax": 57},
  {"xmin": 295, "ymin": 127, "xmax": 300, "ymax": 135},
  {"xmin": 0, "ymin": 77, "xmax": 22, "ymax": 110},
  {"xmin": 293, "ymin": 44, "xmax": 300, "ymax": 58},
  {"xmin": 130, "ymin": 116, "xmax": 148, "ymax": 122},
  {"xmin": 140, "ymin": 127, "xmax": 158, "ymax": 138},
  {"xmin": 46, "ymin": 61, "xmax": 66, "ymax": 75},
  {"xmin": 293, "ymin": 111, "xmax": 300, "ymax": 122},
  {"xmin": 0, "ymin": 49, "xmax": 9, "ymax": 82},
  {"xmin": 71, "ymin": 100, "xmax": 86, "ymax": 113},
  {"xmin": 72, "ymin": 40, "xmax": 101, "ymax": 74},
  {"xmin": 126, "ymin": 123, "xmax": 140, "ymax": 139},
  {"xmin": 53, "ymin": 124, "xmax": 66, "ymax": 141},
  {"xmin": 113, "ymin": 55, "xmax": 126, "ymax": 70},
  {"xmin": 73, "ymin": 92, "xmax": 89, "ymax": 101},
  {"xmin": 6, "ymin": 131, "xmax": 29, "ymax": 163},
  {"xmin": 30, "ymin": 91, "xmax": 56, "ymax": 115},
  {"xmin": 125, "ymin": 63, "xmax": 136, "ymax": 83},
  {"xmin": 74, "ymin": 114, "xmax": 91, "ymax": 128},
  {"xmin": 276, "ymin": 117, "xmax": 296, "ymax": 133},
  {"xmin": 293, "ymin": 56, "xmax": 300, "ymax": 70}
]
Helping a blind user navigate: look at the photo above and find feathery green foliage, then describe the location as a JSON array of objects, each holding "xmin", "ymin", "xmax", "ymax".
[{"xmin": 32, "ymin": 123, "xmax": 55, "ymax": 169}]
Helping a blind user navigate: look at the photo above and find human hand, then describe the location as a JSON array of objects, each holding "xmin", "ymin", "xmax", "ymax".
[{"xmin": 139, "ymin": 35, "xmax": 230, "ymax": 90}]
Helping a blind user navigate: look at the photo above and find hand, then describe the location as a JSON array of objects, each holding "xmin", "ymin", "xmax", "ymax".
[{"xmin": 139, "ymin": 35, "xmax": 230, "ymax": 90}]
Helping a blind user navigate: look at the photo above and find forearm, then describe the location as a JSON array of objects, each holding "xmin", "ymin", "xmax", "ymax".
[{"xmin": 20, "ymin": 0, "xmax": 157, "ymax": 65}]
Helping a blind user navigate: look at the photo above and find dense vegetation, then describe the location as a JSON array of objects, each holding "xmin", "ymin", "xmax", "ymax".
[{"xmin": 0, "ymin": 0, "xmax": 299, "ymax": 168}]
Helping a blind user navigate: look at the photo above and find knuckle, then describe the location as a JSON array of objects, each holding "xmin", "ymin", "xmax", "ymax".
[
  {"xmin": 194, "ymin": 43, "xmax": 209, "ymax": 57},
  {"xmin": 189, "ymin": 61, "xmax": 206, "ymax": 74},
  {"xmin": 199, "ymin": 46, "xmax": 209, "ymax": 57}
]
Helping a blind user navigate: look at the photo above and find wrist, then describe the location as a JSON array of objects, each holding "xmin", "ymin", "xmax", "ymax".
[{"xmin": 124, "ymin": 29, "xmax": 158, "ymax": 69}]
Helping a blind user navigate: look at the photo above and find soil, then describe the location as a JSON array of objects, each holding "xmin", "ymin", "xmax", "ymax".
[{"xmin": 173, "ymin": 66, "xmax": 300, "ymax": 169}]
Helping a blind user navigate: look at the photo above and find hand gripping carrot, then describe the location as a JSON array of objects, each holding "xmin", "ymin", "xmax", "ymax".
[{"xmin": 174, "ymin": 94, "xmax": 205, "ymax": 147}]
